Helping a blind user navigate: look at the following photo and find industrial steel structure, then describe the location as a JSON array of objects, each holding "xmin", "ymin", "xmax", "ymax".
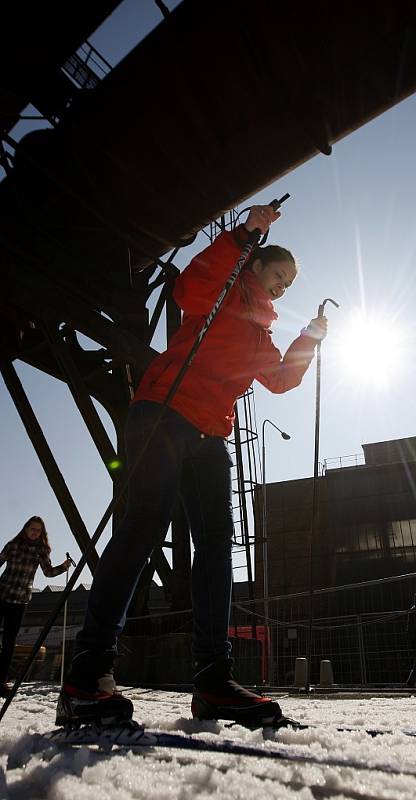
[{"xmin": 2, "ymin": 1, "xmax": 416, "ymax": 628}]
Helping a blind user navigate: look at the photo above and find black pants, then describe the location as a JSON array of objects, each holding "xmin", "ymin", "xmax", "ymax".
[
  {"xmin": 0, "ymin": 598, "xmax": 26, "ymax": 684},
  {"xmin": 77, "ymin": 401, "xmax": 234, "ymax": 662}
]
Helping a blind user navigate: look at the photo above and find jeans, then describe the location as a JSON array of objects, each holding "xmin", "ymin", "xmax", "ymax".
[
  {"xmin": 76, "ymin": 401, "xmax": 234, "ymax": 662},
  {"xmin": 0, "ymin": 599, "xmax": 26, "ymax": 683}
]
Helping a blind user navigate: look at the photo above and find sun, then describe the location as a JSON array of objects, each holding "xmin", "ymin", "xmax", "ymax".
[{"xmin": 333, "ymin": 310, "xmax": 405, "ymax": 389}]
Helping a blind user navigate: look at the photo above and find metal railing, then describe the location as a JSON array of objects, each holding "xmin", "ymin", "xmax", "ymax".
[
  {"xmin": 323, "ymin": 453, "xmax": 366, "ymax": 472},
  {"xmin": 62, "ymin": 40, "xmax": 112, "ymax": 89}
]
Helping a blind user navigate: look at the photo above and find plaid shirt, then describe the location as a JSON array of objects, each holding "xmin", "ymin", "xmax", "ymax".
[{"xmin": 0, "ymin": 540, "xmax": 67, "ymax": 604}]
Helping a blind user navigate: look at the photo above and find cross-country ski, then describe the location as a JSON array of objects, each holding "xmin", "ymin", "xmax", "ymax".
[
  {"xmin": 2, "ymin": 685, "xmax": 416, "ymax": 799},
  {"xmin": 7, "ymin": 718, "xmax": 416, "ymax": 775}
]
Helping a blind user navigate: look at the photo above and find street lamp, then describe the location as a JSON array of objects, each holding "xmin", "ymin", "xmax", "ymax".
[{"xmin": 261, "ymin": 419, "xmax": 290, "ymax": 685}]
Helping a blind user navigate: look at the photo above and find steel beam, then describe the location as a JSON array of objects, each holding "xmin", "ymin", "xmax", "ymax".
[{"xmin": 0, "ymin": 358, "xmax": 99, "ymax": 573}]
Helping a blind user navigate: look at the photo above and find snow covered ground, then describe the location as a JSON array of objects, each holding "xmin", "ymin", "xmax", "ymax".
[{"xmin": 0, "ymin": 684, "xmax": 415, "ymax": 799}]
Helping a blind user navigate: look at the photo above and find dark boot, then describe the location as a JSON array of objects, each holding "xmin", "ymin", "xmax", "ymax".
[
  {"xmin": 191, "ymin": 657, "xmax": 300, "ymax": 729},
  {"xmin": 56, "ymin": 649, "xmax": 133, "ymax": 728}
]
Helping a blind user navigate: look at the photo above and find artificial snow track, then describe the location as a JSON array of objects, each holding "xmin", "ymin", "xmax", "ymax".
[{"xmin": 1, "ymin": 684, "xmax": 416, "ymax": 799}]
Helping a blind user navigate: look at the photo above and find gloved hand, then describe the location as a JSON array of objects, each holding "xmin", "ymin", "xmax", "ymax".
[
  {"xmin": 244, "ymin": 204, "xmax": 281, "ymax": 234},
  {"xmin": 303, "ymin": 316, "xmax": 328, "ymax": 341}
]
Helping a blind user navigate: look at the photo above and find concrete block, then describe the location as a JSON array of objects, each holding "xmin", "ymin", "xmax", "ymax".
[
  {"xmin": 294, "ymin": 657, "xmax": 308, "ymax": 688},
  {"xmin": 319, "ymin": 659, "xmax": 334, "ymax": 686}
]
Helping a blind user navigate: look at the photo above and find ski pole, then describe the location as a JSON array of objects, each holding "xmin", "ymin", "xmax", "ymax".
[
  {"xmin": 0, "ymin": 194, "xmax": 289, "ymax": 723},
  {"xmin": 60, "ymin": 553, "xmax": 76, "ymax": 687},
  {"xmin": 306, "ymin": 298, "xmax": 339, "ymax": 690}
]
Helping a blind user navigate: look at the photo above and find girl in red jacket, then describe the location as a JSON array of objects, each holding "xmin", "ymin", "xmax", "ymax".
[{"xmin": 58, "ymin": 205, "xmax": 327, "ymax": 729}]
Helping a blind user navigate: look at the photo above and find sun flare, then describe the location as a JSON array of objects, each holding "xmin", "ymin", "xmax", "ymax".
[{"xmin": 334, "ymin": 310, "xmax": 405, "ymax": 389}]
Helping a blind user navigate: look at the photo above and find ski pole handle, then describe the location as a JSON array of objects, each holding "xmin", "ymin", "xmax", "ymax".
[
  {"xmin": 66, "ymin": 552, "xmax": 77, "ymax": 568},
  {"xmin": 318, "ymin": 297, "xmax": 340, "ymax": 317},
  {"xmin": 273, "ymin": 193, "xmax": 290, "ymax": 208}
]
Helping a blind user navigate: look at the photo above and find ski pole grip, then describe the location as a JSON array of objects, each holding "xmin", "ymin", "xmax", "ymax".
[
  {"xmin": 66, "ymin": 552, "xmax": 76, "ymax": 567},
  {"xmin": 270, "ymin": 193, "xmax": 290, "ymax": 211},
  {"xmin": 318, "ymin": 298, "xmax": 340, "ymax": 317}
]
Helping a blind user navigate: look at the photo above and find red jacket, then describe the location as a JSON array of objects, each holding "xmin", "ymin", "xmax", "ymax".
[{"xmin": 134, "ymin": 227, "xmax": 316, "ymax": 437}]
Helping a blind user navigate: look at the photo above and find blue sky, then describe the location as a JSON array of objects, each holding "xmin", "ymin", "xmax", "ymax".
[{"xmin": 1, "ymin": 0, "xmax": 415, "ymax": 588}]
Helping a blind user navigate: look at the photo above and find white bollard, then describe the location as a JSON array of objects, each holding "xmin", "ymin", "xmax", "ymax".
[
  {"xmin": 294, "ymin": 657, "xmax": 308, "ymax": 688},
  {"xmin": 319, "ymin": 659, "xmax": 334, "ymax": 686}
]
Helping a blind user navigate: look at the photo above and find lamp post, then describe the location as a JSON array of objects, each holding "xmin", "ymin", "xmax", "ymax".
[{"xmin": 261, "ymin": 419, "xmax": 290, "ymax": 685}]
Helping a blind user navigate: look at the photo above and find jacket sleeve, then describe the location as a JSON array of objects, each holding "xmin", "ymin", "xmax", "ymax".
[
  {"xmin": 39, "ymin": 553, "xmax": 67, "ymax": 578},
  {"xmin": 173, "ymin": 227, "xmax": 246, "ymax": 315},
  {"xmin": 0, "ymin": 544, "xmax": 11, "ymax": 566},
  {"xmin": 255, "ymin": 332, "xmax": 316, "ymax": 393}
]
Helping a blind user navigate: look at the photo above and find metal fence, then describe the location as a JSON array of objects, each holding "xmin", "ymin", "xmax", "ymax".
[
  {"xmin": 4, "ymin": 571, "xmax": 416, "ymax": 689},
  {"xmin": 231, "ymin": 571, "xmax": 416, "ymax": 687}
]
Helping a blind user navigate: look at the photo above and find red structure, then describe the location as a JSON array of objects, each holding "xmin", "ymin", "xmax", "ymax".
[{"xmin": 229, "ymin": 625, "xmax": 270, "ymax": 683}]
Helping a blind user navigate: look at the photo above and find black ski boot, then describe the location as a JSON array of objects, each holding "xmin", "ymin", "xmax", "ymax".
[
  {"xmin": 56, "ymin": 649, "xmax": 133, "ymax": 728},
  {"xmin": 191, "ymin": 657, "xmax": 302, "ymax": 730}
]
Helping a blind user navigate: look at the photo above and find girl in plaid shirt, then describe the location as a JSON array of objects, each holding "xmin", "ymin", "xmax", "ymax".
[{"xmin": 0, "ymin": 516, "xmax": 70, "ymax": 696}]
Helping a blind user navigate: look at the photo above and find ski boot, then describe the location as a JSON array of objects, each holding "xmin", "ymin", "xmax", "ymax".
[
  {"xmin": 191, "ymin": 657, "xmax": 304, "ymax": 730},
  {"xmin": 0, "ymin": 683, "xmax": 12, "ymax": 699},
  {"xmin": 56, "ymin": 649, "xmax": 133, "ymax": 728}
]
